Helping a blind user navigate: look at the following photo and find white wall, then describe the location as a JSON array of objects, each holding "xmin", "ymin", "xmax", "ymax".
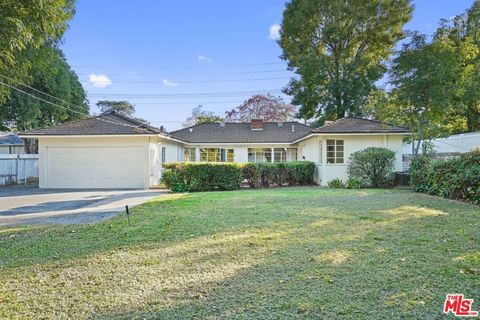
[{"xmin": 300, "ymin": 134, "xmax": 404, "ymax": 186}]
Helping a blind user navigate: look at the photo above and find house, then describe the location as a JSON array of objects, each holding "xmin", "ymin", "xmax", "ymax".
[
  {"xmin": 20, "ymin": 112, "xmax": 408, "ymax": 189},
  {"xmin": 0, "ymin": 133, "xmax": 24, "ymax": 154},
  {"xmin": 170, "ymin": 117, "xmax": 408, "ymax": 186},
  {"xmin": 19, "ymin": 112, "xmax": 185, "ymax": 189}
]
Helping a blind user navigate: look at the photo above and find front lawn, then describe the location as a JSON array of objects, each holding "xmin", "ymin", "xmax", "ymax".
[{"xmin": 0, "ymin": 188, "xmax": 478, "ymax": 319}]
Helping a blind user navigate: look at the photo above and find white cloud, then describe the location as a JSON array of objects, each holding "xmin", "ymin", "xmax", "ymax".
[
  {"xmin": 197, "ymin": 54, "xmax": 212, "ymax": 63},
  {"xmin": 269, "ymin": 24, "xmax": 281, "ymax": 40},
  {"xmin": 162, "ymin": 78, "xmax": 178, "ymax": 86},
  {"xmin": 89, "ymin": 74, "xmax": 112, "ymax": 87}
]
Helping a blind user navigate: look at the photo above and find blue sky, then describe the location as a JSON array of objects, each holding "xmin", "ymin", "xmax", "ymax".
[{"xmin": 62, "ymin": 0, "xmax": 474, "ymax": 130}]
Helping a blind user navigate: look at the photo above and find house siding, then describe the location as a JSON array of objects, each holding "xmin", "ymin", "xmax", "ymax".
[{"xmin": 308, "ymin": 135, "xmax": 403, "ymax": 186}]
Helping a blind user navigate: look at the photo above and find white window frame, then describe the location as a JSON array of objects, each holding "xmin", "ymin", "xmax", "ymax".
[{"xmin": 326, "ymin": 140, "xmax": 344, "ymax": 164}]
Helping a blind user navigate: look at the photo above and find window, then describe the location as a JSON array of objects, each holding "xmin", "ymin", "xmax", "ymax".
[
  {"xmin": 161, "ymin": 147, "xmax": 166, "ymax": 163},
  {"xmin": 272, "ymin": 148, "xmax": 297, "ymax": 162},
  {"xmin": 200, "ymin": 148, "xmax": 234, "ymax": 162},
  {"xmin": 222, "ymin": 149, "xmax": 235, "ymax": 162},
  {"xmin": 286, "ymin": 148, "xmax": 298, "ymax": 161},
  {"xmin": 274, "ymin": 148, "xmax": 286, "ymax": 162},
  {"xmin": 248, "ymin": 148, "xmax": 272, "ymax": 163},
  {"xmin": 184, "ymin": 147, "xmax": 196, "ymax": 162},
  {"xmin": 326, "ymin": 140, "xmax": 344, "ymax": 164}
]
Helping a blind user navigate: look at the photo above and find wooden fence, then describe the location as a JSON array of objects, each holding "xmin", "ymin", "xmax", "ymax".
[{"xmin": 0, "ymin": 154, "xmax": 39, "ymax": 186}]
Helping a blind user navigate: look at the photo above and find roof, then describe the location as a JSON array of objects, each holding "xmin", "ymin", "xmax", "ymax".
[
  {"xmin": 20, "ymin": 112, "xmax": 165, "ymax": 136},
  {"xmin": 170, "ymin": 122, "xmax": 312, "ymax": 144},
  {"xmin": 0, "ymin": 133, "xmax": 24, "ymax": 145},
  {"xmin": 311, "ymin": 117, "xmax": 408, "ymax": 134}
]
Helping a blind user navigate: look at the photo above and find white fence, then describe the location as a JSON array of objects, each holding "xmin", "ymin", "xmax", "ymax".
[
  {"xmin": 403, "ymin": 131, "xmax": 480, "ymax": 155},
  {"xmin": 0, "ymin": 154, "xmax": 39, "ymax": 186}
]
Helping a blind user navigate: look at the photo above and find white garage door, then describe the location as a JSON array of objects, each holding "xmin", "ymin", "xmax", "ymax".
[{"xmin": 46, "ymin": 146, "xmax": 145, "ymax": 188}]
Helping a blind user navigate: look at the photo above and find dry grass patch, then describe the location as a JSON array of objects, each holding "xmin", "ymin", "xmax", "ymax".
[{"xmin": 0, "ymin": 188, "xmax": 478, "ymax": 319}]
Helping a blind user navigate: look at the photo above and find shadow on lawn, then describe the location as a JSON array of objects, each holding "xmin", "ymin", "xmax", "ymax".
[
  {"xmin": 0, "ymin": 189, "xmax": 478, "ymax": 319},
  {"xmin": 91, "ymin": 204, "xmax": 479, "ymax": 320}
]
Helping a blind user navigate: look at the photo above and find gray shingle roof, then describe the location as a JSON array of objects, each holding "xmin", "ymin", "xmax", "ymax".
[
  {"xmin": 170, "ymin": 122, "xmax": 312, "ymax": 144},
  {"xmin": 20, "ymin": 112, "xmax": 164, "ymax": 136},
  {"xmin": 0, "ymin": 133, "xmax": 24, "ymax": 145},
  {"xmin": 312, "ymin": 117, "xmax": 408, "ymax": 134}
]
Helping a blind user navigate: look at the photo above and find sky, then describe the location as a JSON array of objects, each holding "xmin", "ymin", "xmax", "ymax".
[{"xmin": 61, "ymin": 0, "xmax": 475, "ymax": 130}]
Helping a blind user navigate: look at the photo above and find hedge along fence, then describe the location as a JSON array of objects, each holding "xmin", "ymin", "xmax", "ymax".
[
  {"xmin": 409, "ymin": 148, "xmax": 480, "ymax": 204},
  {"xmin": 161, "ymin": 161, "xmax": 316, "ymax": 192}
]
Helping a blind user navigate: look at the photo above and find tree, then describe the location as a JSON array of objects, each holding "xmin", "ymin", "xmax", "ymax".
[
  {"xmin": 0, "ymin": 45, "xmax": 89, "ymax": 131},
  {"xmin": 183, "ymin": 105, "xmax": 223, "ymax": 127},
  {"xmin": 389, "ymin": 32, "xmax": 459, "ymax": 154},
  {"xmin": 279, "ymin": 0, "xmax": 412, "ymax": 120},
  {"xmin": 0, "ymin": 0, "xmax": 76, "ymax": 102},
  {"xmin": 225, "ymin": 94, "xmax": 297, "ymax": 122},
  {"xmin": 96, "ymin": 101, "xmax": 136, "ymax": 116},
  {"xmin": 433, "ymin": 3, "xmax": 480, "ymax": 133}
]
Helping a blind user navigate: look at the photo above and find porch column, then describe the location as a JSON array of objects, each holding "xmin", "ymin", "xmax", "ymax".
[
  {"xmin": 195, "ymin": 147, "xmax": 200, "ymax": 162},
  {"xmin": 271, "ymin": 147, "xmax": 274, "ymax": 162}
]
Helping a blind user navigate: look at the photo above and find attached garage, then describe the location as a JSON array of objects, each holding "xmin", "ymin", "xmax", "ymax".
[
  {"xmin": 45, "ymin": 146, "xmax": 145, "ymax": 188},
  {"xmin": 19, "ymin": 112, "xmax": 185, "ymax": 189}
]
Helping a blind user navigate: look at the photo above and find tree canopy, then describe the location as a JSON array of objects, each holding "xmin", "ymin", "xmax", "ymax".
[
  {"xmin": 0, "ymin": 0, "xmax": 76, "ymax": 103},
  {"xmin": 183, "ymin": 105, "xmax": 223, "ymax": 127},
  {"xmin": 0, "ymin": 44, "xmax": 88, "ymax": 131},
  {"xmin": 225, "ymin": 94, "xmax": 297, "ymax": 122},
  {"xmin": 96, "ymin": 100, "xmax": 136, "ymax": 116},
  {"xmin": 280, "ymin": 0, "xmax": 412, "ymax": 120}
]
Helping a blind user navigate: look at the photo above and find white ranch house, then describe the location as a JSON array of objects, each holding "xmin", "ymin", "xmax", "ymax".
[{"xmin": 20, "ymin": 112, "xmax": 408, "ymax": 189}]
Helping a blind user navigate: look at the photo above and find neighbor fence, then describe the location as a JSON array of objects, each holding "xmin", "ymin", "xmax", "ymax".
[{"xmin": 0, "ymin": 154, "xmax": 39, "ymax": 186}]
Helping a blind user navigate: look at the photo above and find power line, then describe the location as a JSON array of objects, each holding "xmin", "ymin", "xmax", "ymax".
[
  {"xmin": 71, "ymin": 61, "xmax": 286, "ymax": 69},
  {"xmin": 88, "ymin": 89, "xmax": 284, "ymax": 98},
  {"xmin": 0, "ymin": 80, "xmax": 151, "ymax": 130},
  {"xmin": 81, "ymin": 76, "xmax": 291, "ymax": 84},
  {"xmin": 75, "ymin": 69, "xmax": 290, "ymax": 77}
]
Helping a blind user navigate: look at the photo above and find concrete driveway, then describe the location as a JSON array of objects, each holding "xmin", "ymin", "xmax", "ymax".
[{"xmin": 0, "ymin": 187, "xmax": 164, "ymax": 227}]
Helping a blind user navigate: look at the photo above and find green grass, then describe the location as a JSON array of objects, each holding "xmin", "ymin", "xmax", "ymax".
[{"xmin": 0, "ymin": 188, "xmax": 479, "ymax": 319}]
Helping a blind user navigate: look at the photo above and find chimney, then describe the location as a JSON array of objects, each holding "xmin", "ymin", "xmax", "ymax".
[
  {"xmin": 220, "ymin": 121, "xmax": 226, "ymax": 127},
  {"xmin": 291, "ymin": 124, "xmax": 295, "ymax": 132},
  {"xmin": 250, "ymin": 119, "xmax": 263, "ymax": 130}
]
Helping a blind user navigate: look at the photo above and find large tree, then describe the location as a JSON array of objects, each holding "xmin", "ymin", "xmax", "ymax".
[
  {"xmin": 0, "ymin": 45, "xmax": 89, "ymax": 131},
  {"xmin": 388, "ymin": 32, "xmax": 463, "ymax": 154},
  {"xmin": 183, "ymin": 105, "xmax": 222, "ymax": 127},
  {"xmin": 0, "ymin": 0, "xmax": 76, "ymax": 102},
  {"xmin": 279, "ymin": 0, "xmax": 412, "ymax": 120},
  {"xmin": 225, "ymin": 94, "xmax": 297, "ymax": 122}
]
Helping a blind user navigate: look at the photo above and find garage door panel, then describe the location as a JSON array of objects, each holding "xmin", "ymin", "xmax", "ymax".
[{"xmin": 46, "ymin": 146, "xmax": 145, "ymax": 188}]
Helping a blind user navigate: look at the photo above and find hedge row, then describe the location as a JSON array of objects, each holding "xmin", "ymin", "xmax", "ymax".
[
  {"xmin": 409, "ymin": 148, "xmax": 480, "ymax": 204},
  {"xmin": 161, "ymin": 161, "xmax": 316, "ymax": 192}
]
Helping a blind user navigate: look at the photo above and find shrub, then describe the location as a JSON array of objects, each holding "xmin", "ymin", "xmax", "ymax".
[
  {"xmin": 409, "ymin": 155, "xmax": 431, "ymax": 192},
  {"xmin": 327, "ymin": 178, "xmax": 344, "ymax": 188},
  {"xmin": 409, "ymin": 148, "xmax": 480, "ymax": 204},
  {"xmin": 162, "ymin": 161, "xmax": 316, "ymax": 192},
  {"xmin": 242, "ymin": 163, "xmax": 260, "ymax": 188},
  {"xmin": 347, "ymin": 147, "xmax": 396, "ymax": 187},
  {"xmin": 345, "ymin": 177, "xmax": 363, "ymax": 189},
  {"xmin": 161, "ymin": 162, "xmax": 243, "ymax": 192},
  {"xmin": 242, "ymin": 161, "xmax": 316, "ymax": 188},
  {"xmin": 287, "ymin": 161, "xmax": 316, "ymax": 185}
]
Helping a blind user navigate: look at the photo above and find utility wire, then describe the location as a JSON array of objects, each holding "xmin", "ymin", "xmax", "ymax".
[
  {"xmin": 81, "ymin": 76, "xmax": 291, "ymax": 84},
  {"xmin": 88, "ymin": 89, "xmax": 284, "ymax": 98},
  {"xmin": 75, "ymin": 69, "xmax": 290, "ymax": 77},
  {"xmin": 0, "ymin": 80, "xmax": 156, "ymax": 129},
  {"xmin": 71, "ymin": 61, "xmax": 286, "ymax": 69}
]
